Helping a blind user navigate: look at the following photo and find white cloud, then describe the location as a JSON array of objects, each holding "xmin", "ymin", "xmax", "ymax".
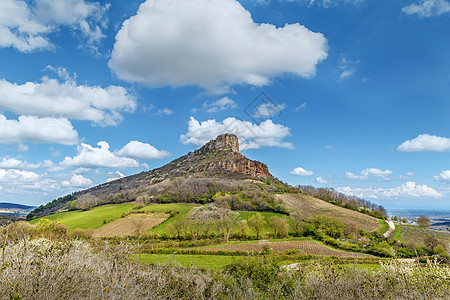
[
  {"xmin": 117, "ymin": 141, "xmax": 170, "ymax": 160},
  {"xmin": 0, "ymin": 158, "xmax": 53, "ymax": 170},
  {"xmin": 316, "ymin": 176, "xmax": 329, "ymax": 184},
  {"xmin": 252, "ymin": 103, "xmax": 287, "ymax": 119},
  {"xmin": 23, "ymin": 178, "xmax": 58, "ymax": 191},
  {"xmin": 157, "ymin": 108, "xmax": 174, "ymax": 116},
  {"xmin": 345, "ymin": 168, "xmax": 393, "ymax": 181},
  {"xmin": 0, "ymin": 0, "xmax": 109, "ymax": 52},
  {"xmin": 181, "ymin": 116, "xmax": 293, "ymax": 150},
  {"xmin": 397, "ymin": 134, "xmax": 450, "ymax": 152},
  {"xmin": 202, "ymin": 97, "xmax": 238, "ymax": 113},
  {"xmin": 338, "ymin": 57, "xmax": 359, "ymax": 80},
  {"xmin": 402, "ymin": 0, "xmax": 450, "ymax": 17},
  {"xmin": 305, "ymin": 0, "xmax": 365, "ymax": 7},
  {"xmin": 17, "ymin": 143, "xmax": 29, "ymax": 152},
  {"xmin": 434, "ymin": 170, "xmax": 450, "ymax": 183},
  {"xmin": 60, "ymin": 141, "xmax": 139, "ymax": 169},
  {"xmin": 338, "ymin": 181, "xmax": 442, "ymax": 199},
  {"xmin": 0, "ymin": 115, "xmax": 78, "ymax": 145},
  {"xmin": 0, "ymin": 169, "xmax": 40, "ymax": 182},
  {"xmin": 295, "ymin": 102, "xmax": 307, "ymax": 112},
  {"xmin": 109, "ymin": 0, "xmax": 328, "ymax": 93},
  {"xmin": 290, "ymin": 167, "xmax": 314, "ymax": 176},
  {"xmin": 61, "ymin": 174, "xmax": 93, "ymax": 188},
  {"xmin": 0, "ymin": 74, "xmax": 136, "ymax": 126},
  {"xmin": 106, "ymin": 171, "xmax": 125, "ymax": 182}
]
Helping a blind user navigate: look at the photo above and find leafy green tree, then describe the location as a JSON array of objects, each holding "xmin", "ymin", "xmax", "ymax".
[
  {"xmin": 290, "ymin": 210, "xmax": 303, "ymax": 236},
  {"xmin": 269, "ymin": 216, "xmax": 288, "ymax": 238},
  {"xmin": 238, "ymin": 220, "xmax": 249, "ymax": 239},
  {"xmin": 249, "ymin": 213, "xmax": 266, "ymax": 239},
  {"xmin": 311, "ymin": 215, "xmax": 345, "ymax": 238},
  {"xmin": 433, "ymin": 245, "xmax": 446, "ymax": 256}
]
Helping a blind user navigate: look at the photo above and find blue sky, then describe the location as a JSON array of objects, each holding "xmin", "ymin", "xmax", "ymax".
[{"xmin": 0, "ymin": 0, "xmax": 449, "ymax": 210}]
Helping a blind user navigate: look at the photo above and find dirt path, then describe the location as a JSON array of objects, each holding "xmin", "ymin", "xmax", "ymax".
[{"xmin": 382, "ymin": 221, "xmax": 395, "ymax": 238}]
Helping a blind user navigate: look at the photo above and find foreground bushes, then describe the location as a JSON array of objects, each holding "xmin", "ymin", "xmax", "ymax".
[{"xmin": 1, "ymin": 230, "xmax": 449, "ymax": 299}]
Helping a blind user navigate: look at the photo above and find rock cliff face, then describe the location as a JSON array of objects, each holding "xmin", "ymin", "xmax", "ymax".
[
  {"xmin": 197, "ymin": 134, "xmax": 240, "ymax": 153},
  {"xmin": 195, "ymin": 134, "xmax": 271, "ymax": 178}
]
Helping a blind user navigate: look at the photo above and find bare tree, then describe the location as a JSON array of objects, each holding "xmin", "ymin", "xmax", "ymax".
[
  {"xmin": 416, "ymin": 216, "xmax": 430, "ymax": 228},
  {"xmin": 220, "ymin": 209, "xmax": 239, "ymax": 242},
  {"xmin": 76, "ymin": 194, "xmax": 98, "ymax": 211}
]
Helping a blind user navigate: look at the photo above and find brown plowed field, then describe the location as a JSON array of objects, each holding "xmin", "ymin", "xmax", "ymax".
[
  {"xmin": 202, "ymin": 241, "xmax": 367, "ymax": 258},
  {"xmin": 92, "ymin": 213, "xmax": 168, "ymax": 238}
]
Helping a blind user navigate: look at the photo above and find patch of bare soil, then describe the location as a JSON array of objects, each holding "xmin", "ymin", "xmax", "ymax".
[
  {"xmin": 92, "ymin": 213, "xmax": 168, "ymax": 238},
  {"xmin": 202, "ymin": 241, "xmax": 367, "ymax": 258}
]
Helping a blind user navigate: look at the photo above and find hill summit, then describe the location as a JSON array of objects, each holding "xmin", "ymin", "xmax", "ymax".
[{"xmin": 29, "ymin": 134, "xmax": 275, "ymax": 218}]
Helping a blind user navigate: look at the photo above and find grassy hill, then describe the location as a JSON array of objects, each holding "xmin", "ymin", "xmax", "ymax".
[{"xmin": 276, "ymin": 193, "xmax": 380, "ymax": 232}]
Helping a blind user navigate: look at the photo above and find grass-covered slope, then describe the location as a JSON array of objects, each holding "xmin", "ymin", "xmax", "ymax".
[
  {"xmin": 29, "ymin": 203, "xmax": 137, "ymax": 231},
  {"xmin": 275, "ymin": 193, "xmax": 380, "ymax": 232}
]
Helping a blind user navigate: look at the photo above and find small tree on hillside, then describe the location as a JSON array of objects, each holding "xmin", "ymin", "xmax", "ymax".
[
  {"xmin": 248, "ymin": 213, "xmax": 266, "ymax": 239},
  {"xmin": 269, "ymin": 216, "xmax": 288, "ymax": 238},
  {"xmin": 76, "ymin": 194, "xmax": 98, "ymax": 211},
  {"xmin": 416, "ymin": 216, "xmax": 430, "ymax": 228},
  {"xmin": 238, "ymin": 220, "xmax": 249, "ymax": 239},
  {"xmin": 219, "ymin": 209, "xmax": 239, "ymax": 242},
  {"xmin": 290, "ymin": 210, "xmax": 302, "ymax": 236}
]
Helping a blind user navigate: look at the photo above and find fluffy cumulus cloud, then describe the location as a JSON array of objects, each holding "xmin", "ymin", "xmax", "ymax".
[
  {"xmin": 180, "ymin": 116, "xmax": 293, "ymax": 150},
  {"xmin": 434, "ymin": 170, "xmax": 450, "ymax": 183},
  {"xmin": 338, "ymin": 181, "xmax": 442, "ymax": 199},
  {"xmin": 109, "ymin": 0, "xmax": 328, "ymax": 92},
  {"xmin": 61, "ymin": 174, "xmax": 93, "ymax": 188},
  {"xmin": 290, "ymin": 167, "xmax": 314, "ymax": 176},
  {"xmin": 0, "ymin": 169, "xmax": 40, "ymax": 182},
  {"xmin": 345, "ymin": 168, "xmax": 393, "ymax": 180},
  {"xmin": 0, "ymin": 74, "xmax": 136, "ymax": 126},
  {"xmin": 397, "ymin": 134, "xmax": 450, "ymax": 152},
  {"xmin": 117, "ymin": 141, "xmax": 170, "ymax": 160},
  {"xmin": 0, "ymin": 115, "xmax": 78, "ymax": 145},
  {"xmin": 0, "ymin": 0, "xmax": 109, "ymax": 52},
  {"xmin": 60, "ymin": 141, "xmax": 139, "ymax": 169},
  {"xmin": 402, "ymin": 0, "xmax": 450, "ymax": 17},
  {"xmin": 0, "ymin": 158, "xmax": 53, "ymax": 170}
]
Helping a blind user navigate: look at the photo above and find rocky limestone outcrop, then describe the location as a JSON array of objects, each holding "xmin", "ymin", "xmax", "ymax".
[
  {"xmin": 194, "ymin": 134, "xmax": 271, "ymax": 178},
  {"xmin": 197, "ymin": 134, "xmax": 240, "ymax": 154}
]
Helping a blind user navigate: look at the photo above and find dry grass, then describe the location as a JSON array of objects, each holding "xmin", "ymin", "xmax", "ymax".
[
  {"xmin": 201, "ymin": 241, "xmax": 367, "ymax": 258},
  {"xmin": 92, "ymin": 213, "xmax": 168, "ymax": 238},
  {"xmin": 276, "ymin": 194, "xmax": 379, "ymax": 232},
  {"xmin": 402, "ymin": 226, "xmax": 450, "ymax": 252},
  {"xmin": 1, "ymin": 230, "xmax": 449, "ymax": 299}
]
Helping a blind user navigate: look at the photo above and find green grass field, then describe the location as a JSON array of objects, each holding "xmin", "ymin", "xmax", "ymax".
[
  {"xmin": 146, "ymin": 203, "xmax": 199, "ymax": 235},
  {"xmin": 135, "ymin": 253, "xmax": 246, "ymax": 270},
  {"xmin": 390, "ymin": 223, "xmax": 404, "ymax": 242},
  {"xmin": 375, "ymin": 219, "xmax": 390, "ymax": 236},
  {"xmin": 29, "ymin": 203, "xmax": 137, "ymax": 231}
]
